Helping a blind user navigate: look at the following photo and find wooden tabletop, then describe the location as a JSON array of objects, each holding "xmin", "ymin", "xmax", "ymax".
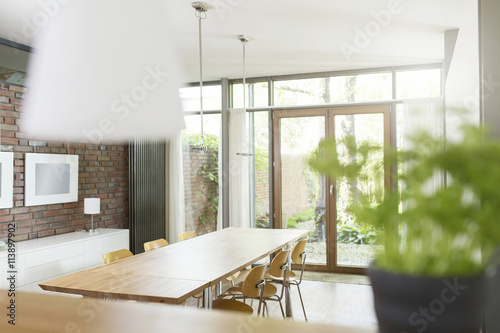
[
  {"xmin": 40, "ymin": 270, "xmax": 209, "ymax": 304},
  {"xmin": 0, "ymin": 291, "xmax": 376, "ymax": 333},
  {"xmin": 39, "ymin": 227, "xmax": 309, "ymax": 304},
  {"xmin": 90, "ymin": 227, "xmax": 309, "ymax": 281}
]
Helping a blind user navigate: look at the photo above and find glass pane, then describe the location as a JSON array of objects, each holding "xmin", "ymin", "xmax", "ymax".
[
  {"xmin": 232, "ymin": 82, "xmax": 269, "ymax": 108},
  {"xmin": 396, "ymin": 68, "xmax": 441, "ymax": 99},
  {"xmin": 181, "ymin": 114, "xmax": 221, "ymax": 235},
  {"xmin": 274, "ymin": 73, "xmax": 392, "ymax": 107},
  {"xmin": 251, "ymin": 112, "xmax": 269, "ymax": 228},
  {"xmin": 334, "ymin": 113, "xmax": 385, "ymax": 268},
  {"xmin": 0, "ymin": 43, "xmax": 30, "ymax": 86},
  {"xmin": 330, "ymin": 73, "xmax": 392, "ymax": 103},
  {"xmin": 280, "ymin": 116, "xmax": 326, "ymax": 265},
  {"xmin": 0, "ymin": 65, "xmax": 27, "ymax": 86},
  {"xmin": 274, "ymin": 78, "xmax": 330, "ymax": 106},
  {"xmin": 180, "ymin": 85, "xmax": 222, "ymax": 112}
]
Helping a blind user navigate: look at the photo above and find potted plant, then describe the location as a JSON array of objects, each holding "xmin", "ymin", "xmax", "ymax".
[{"xmin": 309, "ymin": 124, "xmax": 500, "ymax": 333}]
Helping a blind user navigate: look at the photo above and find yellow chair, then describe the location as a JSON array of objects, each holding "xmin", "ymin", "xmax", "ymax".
[
  {"xmin": 223, "ymin": 248, "xmax": 291, "ymax": 317},
  {"xmin": 212, "ymin": 263, "xmax": 268, "ymax": 315},
  {"xmin": 102, "ymin": 249, "xmax": 133, "ymax": 264},
  {"xmin": 143, "ymin": 238, "xmax": 169, "ymax": 252},
  {"xmin": 225, "ymin": 270, "xmax": 241, "ymax": 286},
  {"xmin": 177, "ymin": 231, "xmax": 197, "ymax": 241},
  {"xmin": 265, "ymin": 237, "xmax": 309, "ymax": 320}
]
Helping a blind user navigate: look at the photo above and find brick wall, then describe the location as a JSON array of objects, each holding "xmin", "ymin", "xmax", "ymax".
[
  {"xmin": 280, "ymin": 154, "xmax": 309, "ymax": 218},
  {"xmin": 0, "ymin": 83, "xmax": 129, "ymax": 242},
  {"xmin": 255, "ymin": 167, "xmax": 269, "ymax": 219},
  {"xmin": 183, "ymin": 146, "xmax": 218, "ymax": 235}
]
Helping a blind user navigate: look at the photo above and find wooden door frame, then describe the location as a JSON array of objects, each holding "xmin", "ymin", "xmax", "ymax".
[
  {"xmin": 272, "ymin": 104, "xmax": 392, "ymax": 274},
  {"xmin": 327, "ymin": 104, "xmax": 392, "ymax": 274},
  {"xmin": 272, "ymin": 108, "xmax": 331, "ymax": 272}
]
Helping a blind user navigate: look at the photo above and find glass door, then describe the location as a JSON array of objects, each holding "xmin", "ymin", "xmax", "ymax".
[
  {"xmin": 273, "ymin": 105, "xmax": 391, "ymax": 273},
  {"xmin": 273, "ymin": 109, "xmax": 329, "ymax": 270},
  {"xmin": 331, "ymin": 105, "xmax": 391, "ymax": 273}
]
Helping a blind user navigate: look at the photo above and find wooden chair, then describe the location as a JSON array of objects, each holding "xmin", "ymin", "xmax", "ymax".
[
  {"xmin": 222, "ymin": 248, "xmax": 291, "ymax": 317},
  {"xmin": 102, "ymin": 249, "xmax": 133, "ymax": 264},
  {"xmin": 212, "ymin": 263, "xmax": 268, "ymax": 315},
  {"xmin": 177, "ymin": 231, "xmax": 197, "ymax": 241},
  {"xmin": 265, "ymin": 237, "xmax": 309, "ymax": 320},
  {"xmin": 143, "ymin": 238, "xmax": 169, "ymax": 252}
]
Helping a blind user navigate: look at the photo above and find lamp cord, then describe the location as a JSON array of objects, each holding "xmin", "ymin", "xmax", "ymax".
[
  {"xmin": 242, "ymin": 39, "xmax": 246, "ymax": 109},
  {"xmin": 196, "ymin": 10, "xmax": 207, "ymax": 146}
]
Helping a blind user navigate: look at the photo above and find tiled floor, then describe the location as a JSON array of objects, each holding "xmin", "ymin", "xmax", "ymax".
[
  {"xmin": 187, "ymin": 271, "xmax": 378, "ymax": 330},
  {"xmin": 263, "ymin": 280, "xmax": 377, "ymax": 330}
]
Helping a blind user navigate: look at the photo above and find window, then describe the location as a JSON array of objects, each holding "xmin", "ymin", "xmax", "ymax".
[
  {"xmin": 180, "ymin": 85, "xmax": 222, "ymax": 112},
  {"xmin": 274, "ymin": 78, "xmax": 329, "ymax": 106},
  {"xmin": 232, "ymin": 82, "xmax": 269, "ymax": 108},
  {"xmin": 330, "ymin": 73, "xmax": 392, "ymax": 103},
  {"xmin": 181, "ymin": 114, "xmax": 221, "ymax": 235},
  {"xmin": 248, "ymin": 111, "xmax": 270, "ymax": 228},
  {"xmin": 396, "ymin": 68, "xmax": 441, "ymax": 99},
  {"xmin": 273, "ymin": 72, "xmax": 392, "ymax": 106}
]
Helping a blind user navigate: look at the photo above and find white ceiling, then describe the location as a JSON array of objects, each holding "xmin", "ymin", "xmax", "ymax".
[{"xmin": 0, "ymin": 0, "xmax": 475, "ymax": 83}]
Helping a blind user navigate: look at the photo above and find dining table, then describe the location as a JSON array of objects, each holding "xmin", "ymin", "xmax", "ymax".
[
  {"xmin": 39, "ymin": 227, "xmax": 309, "ymax": 317},
  {"xmin": 0, "ymin": 291, "xmax": 376, "ymax": 333}
]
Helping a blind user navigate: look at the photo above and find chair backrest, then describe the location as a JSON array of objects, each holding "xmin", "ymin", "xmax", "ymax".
[
  {"xmin": 241, "ymin": 263, "xmax": 268, "ymax": 298},
  {"xmin": 102, "ymin": 249, "xmax": 133, "ymax": 264},
  {"xmin": 144, "ymin": 238, "xmax": 169, "ymax": 252},
  {"xmin": 291, "ymin": 237, "xmax": 309, "ymax": 265},
  {"xmin": 268, "ymin": 247, "xmax": 292, "ymax": 278},
  {"xmin": 177, "ymin": 231, "xmax": 197, "ymax": 241}
]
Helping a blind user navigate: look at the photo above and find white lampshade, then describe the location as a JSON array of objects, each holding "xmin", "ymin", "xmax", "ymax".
[
  {"xmin": 23, "ymin": 0, "xmax": 185, "ymax": 143},
  {"xmin": 84, "ymin": 198, "xmax": 101, "ymax": 215}
]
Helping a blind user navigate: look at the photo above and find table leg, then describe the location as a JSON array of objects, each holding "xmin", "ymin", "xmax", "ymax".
[
  {"xmin": 285, "ymin": 250, "xmax": 294, "ymax": 319},
  {"xmin": 215, "ymin": 281, "xmax": 222, "ymax": 297},
  {"xmin": 284, "ymin": 281, "xmax": 293, "ymax": 318},
  {"xmin": 203, "ymin": 287, "xmax": 212, "ymax": 310}
]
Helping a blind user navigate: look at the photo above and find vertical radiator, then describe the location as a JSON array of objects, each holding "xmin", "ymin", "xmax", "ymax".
[{"xmin": 129, "ymin": 138, "xmax": 166, "ymax": 254}]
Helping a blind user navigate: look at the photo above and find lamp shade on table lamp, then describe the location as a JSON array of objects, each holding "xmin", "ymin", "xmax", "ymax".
[
  {"xmin": 84, "ymin": 198, "xmax": 100, "ymax": 234},
  {"xmin": 23, "ymin": 0, "xmax": 185, "ymax": 143},
  {"xmin": 84, "ymin": 198, "xmax": 101, "ymax": 215}
]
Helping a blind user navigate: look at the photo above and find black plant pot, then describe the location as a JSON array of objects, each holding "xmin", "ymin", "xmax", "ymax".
[{"xmin": 368, "ymin": 265, "xmax": 485, "ymax": 333}]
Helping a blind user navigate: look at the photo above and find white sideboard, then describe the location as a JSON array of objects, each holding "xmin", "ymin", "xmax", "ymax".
[{"xmin": 0, "ymin": 228, "xmax": 129, "ymax": 294}]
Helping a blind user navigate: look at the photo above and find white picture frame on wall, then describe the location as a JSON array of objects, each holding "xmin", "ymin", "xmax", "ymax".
[
  {"xmin": 25, "ymin": 153, "xmax": 79, "ymax": 206},
  {"xmin": 0, "ymin": 152, "xmax": 14, "ymax": 209}
]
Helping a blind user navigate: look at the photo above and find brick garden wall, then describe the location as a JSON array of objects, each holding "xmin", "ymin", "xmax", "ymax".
[
  {"xmin": 183, "ymin": 146, "xmax": 218, "ymax": 235},
  {"xmin": 0, "ymin": 83, "xmax": 129, "ymax": 242},
  {"xmin": 279, "ymin": 154, "xmax": 309, "ymax": 218}
]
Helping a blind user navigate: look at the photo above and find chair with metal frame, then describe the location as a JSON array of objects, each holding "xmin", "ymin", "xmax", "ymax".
[
  {"xmin": 212, "ymin": 262, "xmax": 268, "ymax": 315},
  {"xmin": 221, "ymin": 247, "xmax": 291, "ymax": 318},
  {"xmin": 265, "ymin": 236, "xmax": 309, "ymax": 320}
]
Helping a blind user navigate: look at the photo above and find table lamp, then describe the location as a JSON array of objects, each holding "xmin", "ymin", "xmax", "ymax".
[{"xmin": 84, "ymin": 198, "xmax": 101, "ymax": 234}]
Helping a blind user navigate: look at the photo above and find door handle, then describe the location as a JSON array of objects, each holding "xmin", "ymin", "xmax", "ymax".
[{"xmin": 330, "ymin": 184, "xmax": 334, "ymax": 196}]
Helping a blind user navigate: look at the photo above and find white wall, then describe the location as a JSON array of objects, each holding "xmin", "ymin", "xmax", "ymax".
[
  {"xmin": 444, "ymin": 0, "xmax": 480, "ymax": 141},
  {"xmin": 480, "ymin": 0, "xmax": 500, "ymax": 138}
]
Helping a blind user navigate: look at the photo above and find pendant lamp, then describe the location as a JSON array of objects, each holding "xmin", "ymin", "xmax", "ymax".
[{"xmin": 191, "ymin": 2, "xmax": 209, "ymax": 153}]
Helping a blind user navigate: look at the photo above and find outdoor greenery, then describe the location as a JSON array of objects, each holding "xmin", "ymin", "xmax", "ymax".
[
  {"xmin": 287, "ymin": 208, "xmax": 315, "ymax": 228},
  {"xmin": 309, "ymin": 124, "xmax": 500, "ymax": 277},
  {"xmin": 183, "ymin": 133, "xmax": 219, "ymax": 225},
  {"xmin": 337, "ymin": 224, "xmax": 379, "ymax": 245}
]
